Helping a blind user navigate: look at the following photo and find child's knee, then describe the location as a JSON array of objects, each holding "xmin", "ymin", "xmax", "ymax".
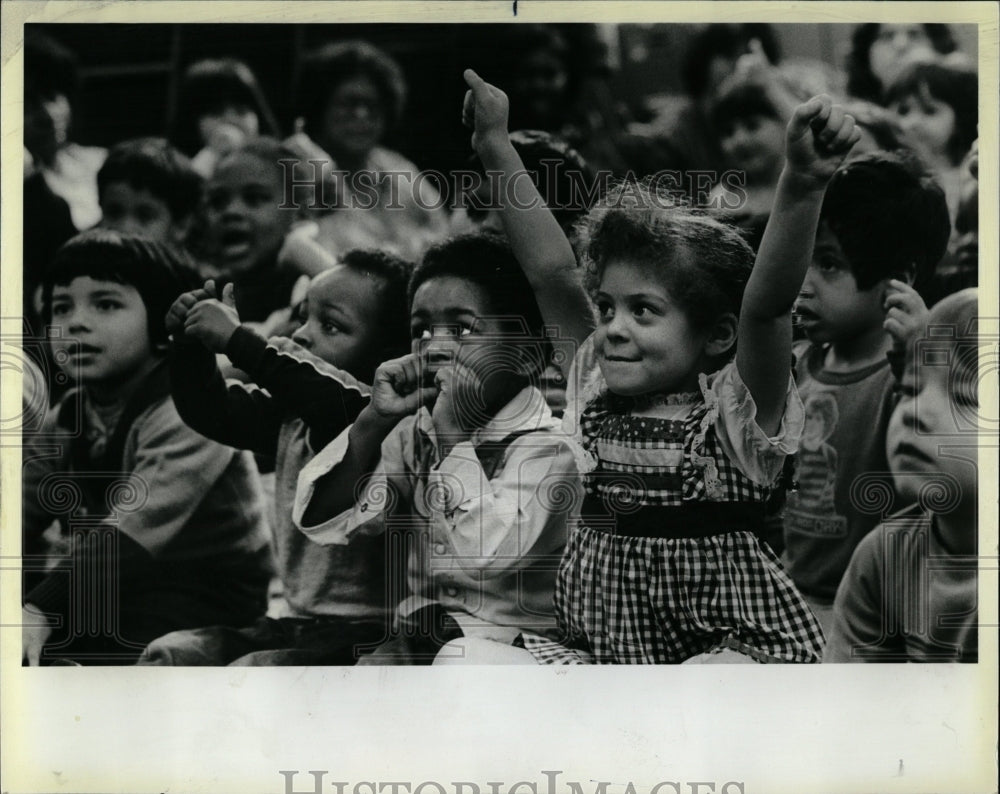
[{"xmin": 432, "ymin": 637, "xmax": 539, "ymax": 665}]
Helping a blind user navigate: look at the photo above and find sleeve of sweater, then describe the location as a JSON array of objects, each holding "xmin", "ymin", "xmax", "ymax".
[
  {"xmin": 169, "ymin": 334, "xmax": 284, "ymax": 458},
  {"xmin": 223, "ymin": 327, "xmax": 371, "ymax": 452}
]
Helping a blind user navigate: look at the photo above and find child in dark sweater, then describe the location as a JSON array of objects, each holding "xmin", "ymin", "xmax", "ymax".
[{"xmin": 139, "ymin": 249, "xmax": 412, "ymax": 665}]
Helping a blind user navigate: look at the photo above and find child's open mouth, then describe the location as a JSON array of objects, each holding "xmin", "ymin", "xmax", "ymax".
[{"xmin": 220, "ymin": 228, "xmax": 253, "ymax": 261}]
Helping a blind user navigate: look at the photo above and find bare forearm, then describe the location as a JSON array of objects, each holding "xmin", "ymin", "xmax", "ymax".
[
  {"xmin": 474, "ymin": 134, "xmax": 578, "ymax": 285},
  {"xmin": 746, "ymin": 168, "xmax": 827, "ymax": 321}
]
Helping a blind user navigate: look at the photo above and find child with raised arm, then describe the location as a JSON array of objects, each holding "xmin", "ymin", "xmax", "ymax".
[
  {"xmin": 138, "ymin": 250, "xmax": 411, "ymax": 665},
  {"xmin": 462, "ymin": 68, "xmax": 859, "ymax": 663},
  {"xmin": 782, "ymin": 153, "xmax": 950, "ymax": 632},
  {"xmin": 293, "ymin": 232, "xmax": 583, "ymax": 664}
]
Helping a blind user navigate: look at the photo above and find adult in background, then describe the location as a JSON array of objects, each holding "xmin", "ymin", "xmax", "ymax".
[{"xmin": 290, "ymin": 40, "xmax": 449, "ymax": 262}]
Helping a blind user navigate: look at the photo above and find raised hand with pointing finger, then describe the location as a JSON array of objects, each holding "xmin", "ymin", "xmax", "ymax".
[{"xmin": 462, "ymin": 69, "xmax": 511, "ymax": 152}]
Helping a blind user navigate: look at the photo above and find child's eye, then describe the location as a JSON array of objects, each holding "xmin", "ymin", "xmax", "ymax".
[
  {"xmin": 51, "ymin": 303, "xmax": 71, "ymax": 317},
  {"xmin": 95, "ymin": 300, "xmax": 122, "ymax": 312},
  {"xmin": 321, "ymin": 321, "xmax": 342, "ymax": 335},
  {"xmin": 596, "ymin": 300, "xmax": 614, "ymax": 320},
  {"xmin": 458, "ymin": 326, "xmax": 473, "ymax": 338},
  {"xmin": 412, "ymin": 327, "xmax": 432, "ymax": 341},
  {"xmin": 207, "ymin": 191, "xmax": 229, "ymax": 211}
]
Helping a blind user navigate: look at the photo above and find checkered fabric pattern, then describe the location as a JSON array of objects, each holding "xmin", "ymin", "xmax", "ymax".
[{"xmin": 520, "ymin": 383, "xmax": 824, "ymax": 664}]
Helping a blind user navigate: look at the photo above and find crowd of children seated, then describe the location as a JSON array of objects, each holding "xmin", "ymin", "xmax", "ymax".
[{"xmin": 20, "ymin": 23, "xmax": 983, "ymax": 665}]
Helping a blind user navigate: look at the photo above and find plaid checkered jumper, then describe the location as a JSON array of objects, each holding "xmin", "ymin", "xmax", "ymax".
[{"xmin": 521, "ymin": 373, "xmax": 825, "ymax": 664}]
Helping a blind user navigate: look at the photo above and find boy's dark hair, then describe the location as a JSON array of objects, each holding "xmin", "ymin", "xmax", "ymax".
[
  {"xmin": 43, "ymin": 229, "xmax": 200, "ymax": 350},
  {"xmin": 25, "ymin": 32, "xmax": 79, "ymax": 106},
  {"xmin": 296, "ymin": 41, "xmax": 407, "ymax": 134},
  {"xmin": 408, "ymin": 232, "xmax": 551, "ymax": 373},
  {"xmin": 340, "ymin": 249, "xmax": 413, "ymax": 358},
  {"xmin": 885, "ymin": 62, "xmax": 978, "ymax": 166},
  {"xmin": 821, "ymin": 152, "xmax": 951, "ymax": 291},
  {"xmin": 846, "ymin": 23, "xmax": 957, "ymax": 102},
  {"xmin": 578, "ymin": 181, "xmax": 755, "ymax": 339},
  {"xmin": 681, "ymin": 24, "xmax": 781, "ymax": 99},
  {"xmin": 98, "ymin": 137, "xmax": 203, "ymax": 222},
  {"xmin": 170, "ymin": 58, "xmax": 281, "ymax": 156}
]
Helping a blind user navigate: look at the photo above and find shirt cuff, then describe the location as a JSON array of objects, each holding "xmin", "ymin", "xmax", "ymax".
[
  {"xmin": 291, "ymin": 426, "xmax": 354, "ymax": 542},
  {"xmin": 225, "ymin": 325, "xmax": 269, "ymax": 374}
]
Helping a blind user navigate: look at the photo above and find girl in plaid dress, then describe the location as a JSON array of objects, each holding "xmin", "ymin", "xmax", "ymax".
[{"xmin": 463, "ymin": 70, "xmax": 862, "ymax": 663}]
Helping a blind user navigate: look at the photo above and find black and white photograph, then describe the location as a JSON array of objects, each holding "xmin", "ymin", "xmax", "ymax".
[{"xmin": 1, "ymin": 2, "xmax": 997, "ymax": 792}]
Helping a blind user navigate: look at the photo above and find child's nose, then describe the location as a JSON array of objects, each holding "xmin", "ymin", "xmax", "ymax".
[
  {"xmin": 605, "ymin": 311, "xmax": 629, "ymax": 341},
  {"xmin": 291, "ymin": 324, "xmax": 312, "ymax": 349}
]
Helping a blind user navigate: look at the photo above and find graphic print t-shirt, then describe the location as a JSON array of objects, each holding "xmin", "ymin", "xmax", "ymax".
[{"xmin": 782, "ymin": 342, "xmax": 899, "ymax": 600}]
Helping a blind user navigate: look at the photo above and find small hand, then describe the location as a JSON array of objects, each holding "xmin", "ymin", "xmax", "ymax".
[
  {"xmin": 430, "ymin": 365, "xmax": 476, "ymax": 448},
  {"xmin": 199, "ymin": 118, "xmax": 246, "ymax": 156},
  {"xmin": 183, "ymin": 282, "xmax": 241, "ymax": 353},
  {"xmin": 462, "ymin": 68, "xmax": 510, "ymax": 152},
  {"xmin": 22, "ymin": 604, "xmax": 53, "ymax": 666},
  {"xmin": 785, "ymin": 95, "xmax": 862, "ymax": 186},
  {"xmin": 165, "ymin": 281, "xmax": 219, "ymax": 338},
  {"xmin": 883, "ymin": 279, "xmax": 929, "ymax": 350},
  {"xmin": 370, "ymin": 354, "xmax": 438, "ymax": 421}
]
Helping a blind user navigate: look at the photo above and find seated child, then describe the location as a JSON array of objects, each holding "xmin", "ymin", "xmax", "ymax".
[
  {"xmin": 459, "ymin": 69, "xmax": 852, "ymax": 663},
  {"xmin": 197, "ymin": 137, "xmax": 311, "ymax": 328},
  {"xmin": 825, "ymin": 289, "xmax": 979, "ymax": 662},
  {"xmin": 97, "ymin": 137, "xmax": 202, "ymax": 248},
  {"xmin": 293, "ymin": 232, "xmax": 584, "ymax": 664},
  {"xmin": 139, "ymin": 249, "xmax": 412, "ymax": 665},
  {"xmin": 21, "ymin": 229, "xmax": 271, "ymax": 665},
  {"xmin": 783, "ymin": 152, "xmax": 951, "ymax": 633}
]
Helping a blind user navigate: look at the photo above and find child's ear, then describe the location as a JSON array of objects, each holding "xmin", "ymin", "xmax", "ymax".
[{"xmin": 704, "ymin": 313, "xmax": 738, "ymax": 358}]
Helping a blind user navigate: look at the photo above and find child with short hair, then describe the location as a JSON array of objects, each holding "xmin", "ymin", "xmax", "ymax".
[
  {"xmin": 460, "ymin": 69, "xmax": 856, "ymax": 663},
  {"xmin": 21, "ymin": 229, "xmax": 271, "ymax": 665},
  {"xmin": 197, "ymin": 137, "xmax": 311, "ymax": 326},
  {"xmin": 97, "ymin": 137, "xmax": 202, "ymax": 247},
  {"xmin": 169, "ymin": 58, "xmax": 281, "ymax": 178},
  {"xmin": 825, "ymin": 289, "xmax": 979, "ymax": 662},
  {"xmin": 138, "ymin": 248, "xmax": 411, "ymax": 665},
  {"xmin": 293, "ymin": 231, "xmax": 583, "ymax": 664},
  {"xmin": 783, "ymin": 152, "xmax": 951, "ymax": 632}
]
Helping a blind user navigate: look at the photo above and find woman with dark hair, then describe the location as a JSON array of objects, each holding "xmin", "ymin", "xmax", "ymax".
[
  {"xmin": 23, "ymin": 33, "xmax": 105, "ymax": 343},
  {"xmin": 290, "ymin": 40, "xmax": 448, "ymax": 260},
  {"xmin": 169, "ymin": 58, "xmax": 281, "ymax": 178},
  {"xmin": 846, "ymin": 23, "xmax": 959, "ymax": 103}
]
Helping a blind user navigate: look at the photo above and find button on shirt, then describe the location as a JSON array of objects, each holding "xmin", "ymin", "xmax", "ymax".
[{"xmin": 294, "ymin": 386, "xmax": 584, "ymax": 642}]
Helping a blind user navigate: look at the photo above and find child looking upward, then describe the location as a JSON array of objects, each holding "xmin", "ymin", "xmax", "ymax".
[
  {"xmin": 21, "ymin": 230, "xmax": 271, "ymax": 665},
  {"xmin": 460, "ymin": 68, "xmax": 857, "ymax": 663},
  {"xmin": 825, "ymin": 289, "xmax": 980, "ymax": 662},
  {"xmin": 294, "ymin": 232, "xmax": 583, "ymax": 664}
]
